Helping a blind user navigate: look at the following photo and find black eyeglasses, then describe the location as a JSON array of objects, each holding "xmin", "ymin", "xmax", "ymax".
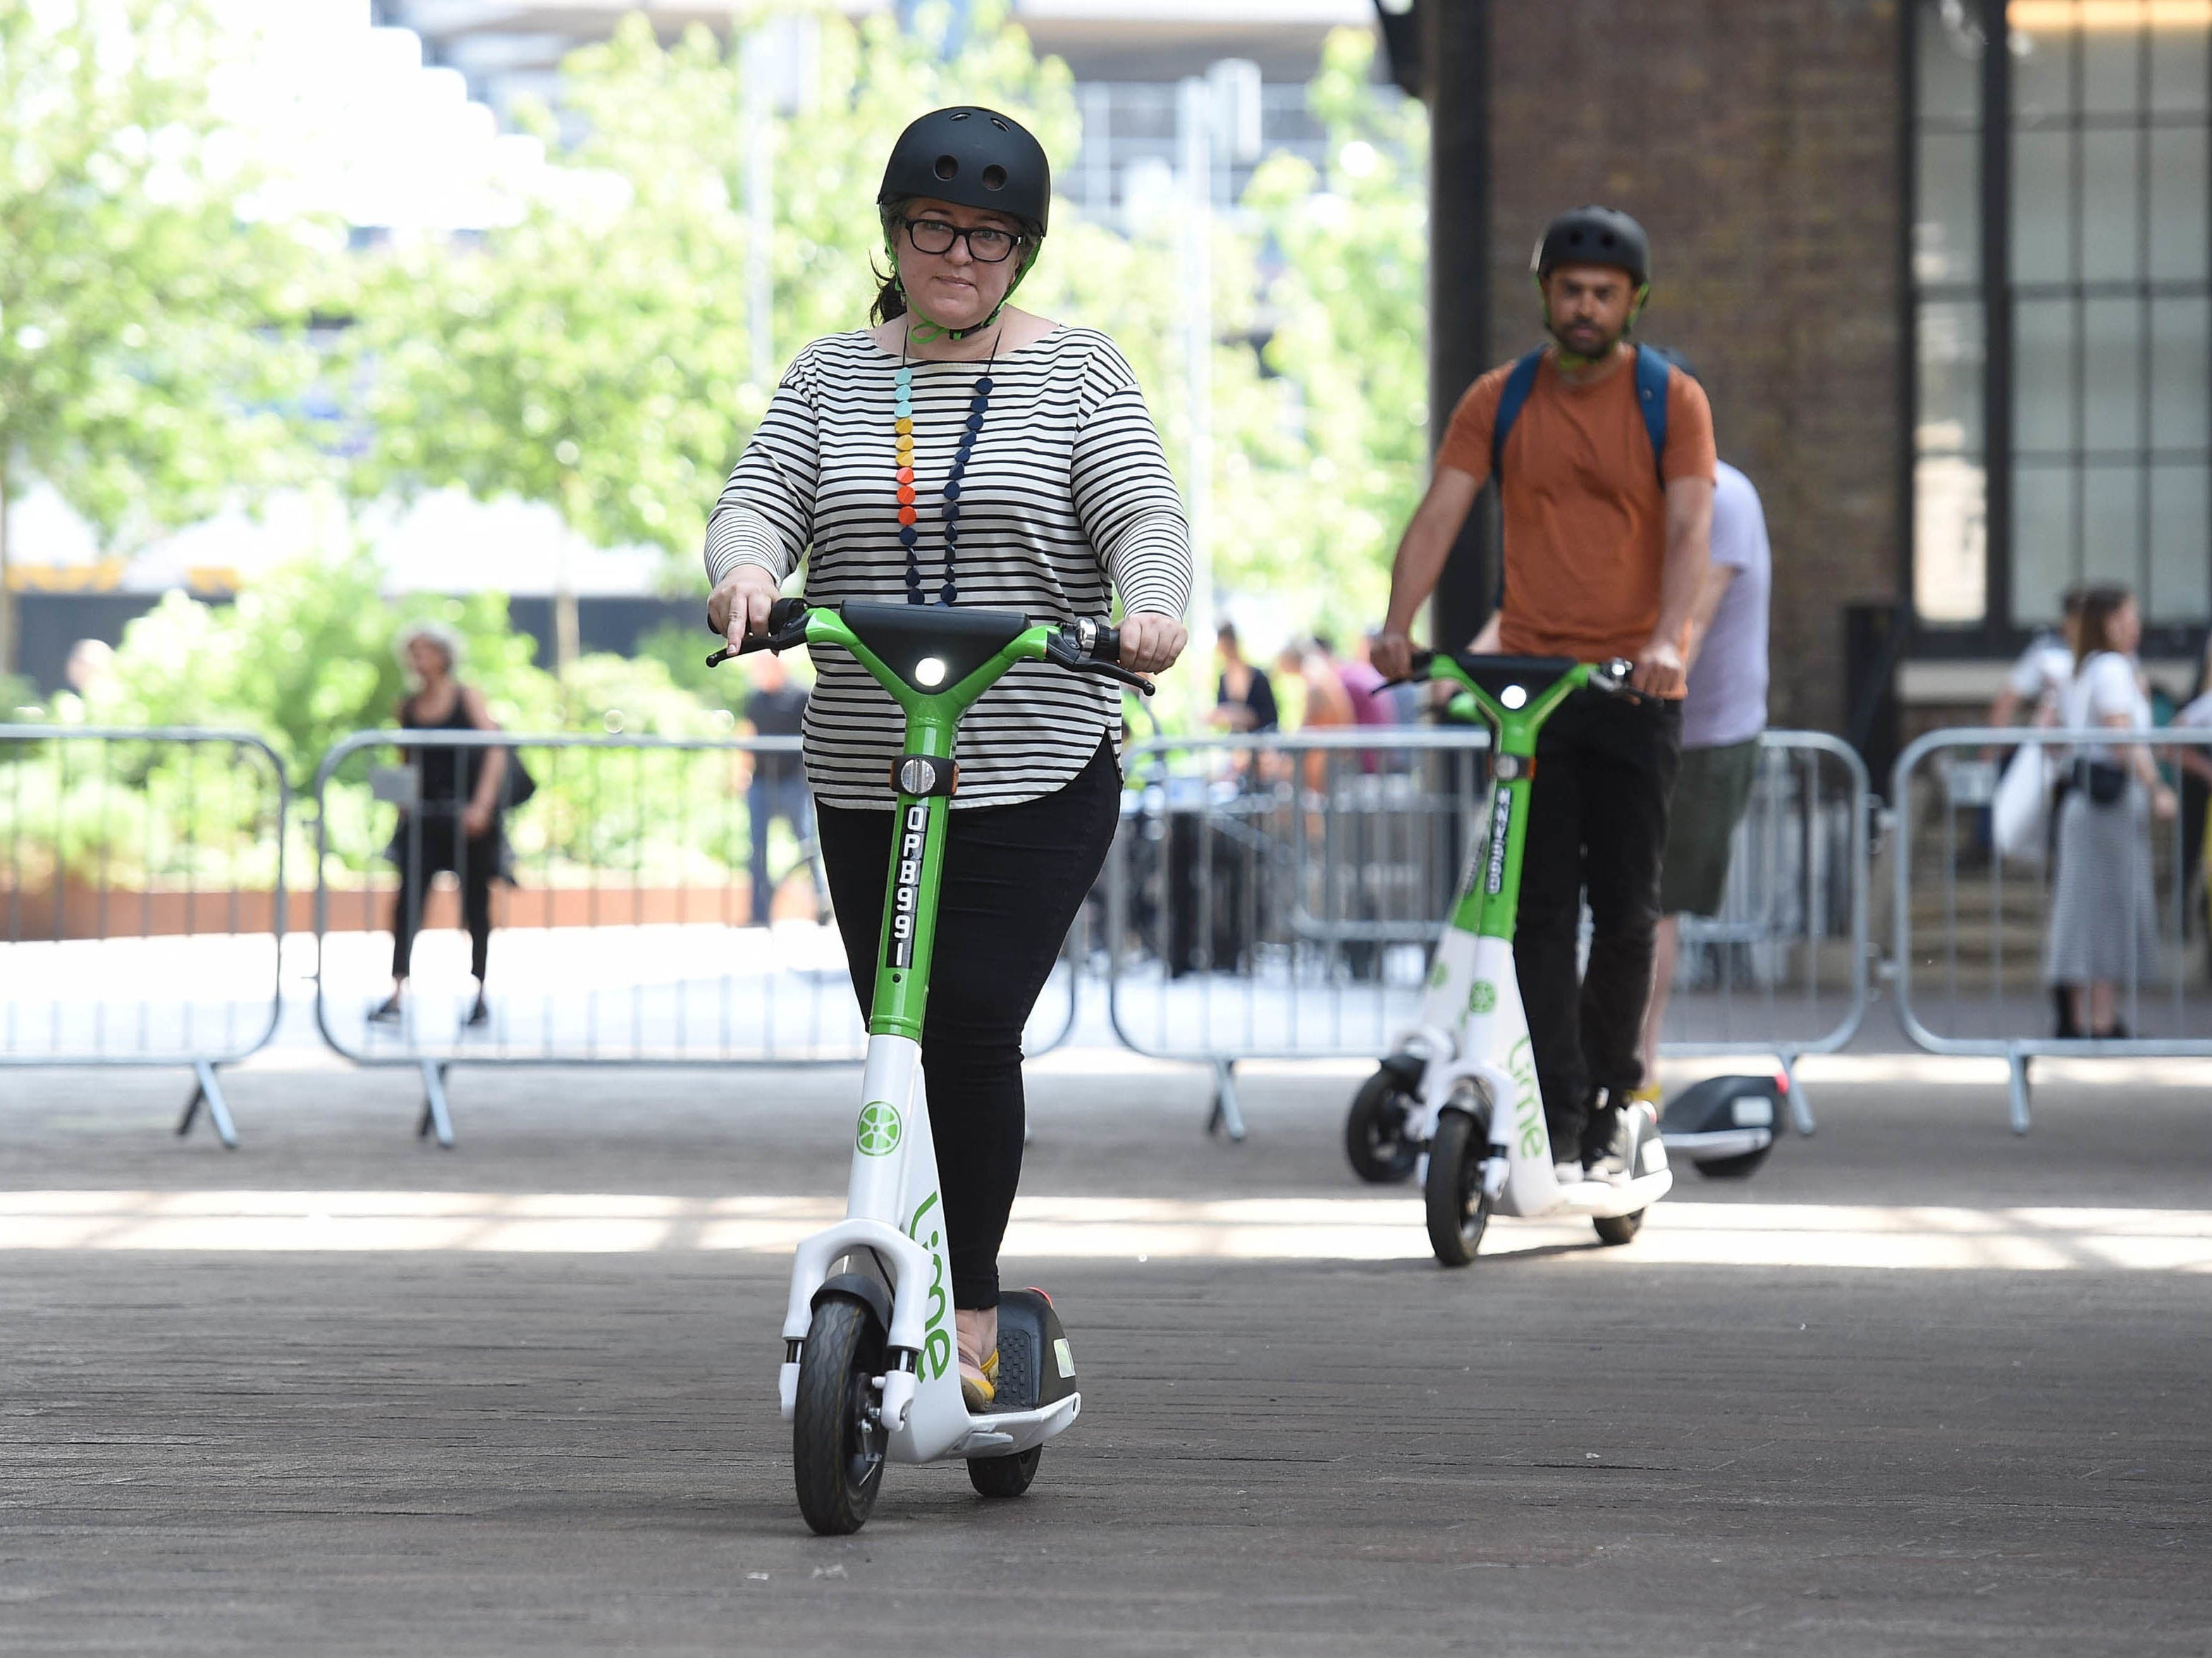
[{"xmin": 899, "ymin": 216, "xmax": 1021, "ymax": 263}]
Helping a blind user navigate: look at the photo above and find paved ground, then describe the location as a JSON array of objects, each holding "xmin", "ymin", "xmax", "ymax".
[{"xmin": 4, "ymin": 1051, "xmax": 2208, "ymax": 1656}]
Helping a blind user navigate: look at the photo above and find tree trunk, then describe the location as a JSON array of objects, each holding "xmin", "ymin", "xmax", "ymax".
[{"xmin": 0, "ymin": 466, "xmax": 14, "ymax": 684}]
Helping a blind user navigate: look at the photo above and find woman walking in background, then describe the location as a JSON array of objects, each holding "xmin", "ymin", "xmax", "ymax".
[
  {"xmin": 2044, "ymin": 586, "xmax": 2176, "ymax": 1039},
  {"xmin": 373, "ymin": 622, "xmax": 508, "ymax": 1029}
]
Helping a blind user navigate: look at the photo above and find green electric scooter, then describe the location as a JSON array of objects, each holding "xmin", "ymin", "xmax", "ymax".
[
  {"xmin": 711, "ymin": 596, "xmax": 1148, "ymax": 1535},
  {"xmin": 1342, "ymin": 651, "xmax": 1674, "ymax": 1265}
]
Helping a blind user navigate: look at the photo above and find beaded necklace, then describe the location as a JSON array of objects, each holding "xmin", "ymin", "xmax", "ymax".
[{"xmin": 895, "ymin": 328, "xmax": 1000, "ymax": 606}]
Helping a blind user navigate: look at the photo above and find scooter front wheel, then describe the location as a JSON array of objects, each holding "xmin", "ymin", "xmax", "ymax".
[
  {"xmin": 1344, "ymin": 1066, "xmax": 1422, "ymax": 1184},
  {"xmin": 1424, "ymin": 1107, "xmax": 1492, "ymax": 1267},
  {"xmin": 792, "ymin": 1295, "xmax": 888, "ymax": 1535}
]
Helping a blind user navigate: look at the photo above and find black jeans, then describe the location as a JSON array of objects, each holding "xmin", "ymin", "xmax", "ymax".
[
  {"xmin": 1512, "ymin": 690, "xmax": 1682, "ymax": 1158},
  {"xmin": 390, "ymin": 817, "xmax": 496, "ymax": 983},
  {"xmin": 815, "ymin": 739, "xmax": 1119, "ymax": 1310}
]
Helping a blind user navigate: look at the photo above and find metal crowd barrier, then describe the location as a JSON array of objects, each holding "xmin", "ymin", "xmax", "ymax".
[
  {"xmin": 0, "ymin": 725, "xmax": 290, "ymax": 1148},
  {"xmin": 1106, "ymin": 727, "xmax": 1490, "ymax": 1137},
  {"xmin": 1648, "ymin": 732, "xmax": 1872, "ymax": 1134},
  {"xmin": 1105, "ymin": 727, "xmax": 1867, "ymax": 1139},
  {"xmin": 1891, "ymin": 726, "xmax": 2212, "ymax": 1131},
  {"xmin": 311, "ymin": 728, "xmax": 1075, "ymax": 1144}
]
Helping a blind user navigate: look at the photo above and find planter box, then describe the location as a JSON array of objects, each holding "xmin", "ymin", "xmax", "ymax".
[{"xmin": 3, "ymin": 876, "xmax": 823, "ymax": 941}]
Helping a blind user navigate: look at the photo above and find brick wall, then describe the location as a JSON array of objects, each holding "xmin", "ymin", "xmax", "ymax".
[{"xmin": 1480, "ymin": 0, "xmax": 1905, "ymax": 730}]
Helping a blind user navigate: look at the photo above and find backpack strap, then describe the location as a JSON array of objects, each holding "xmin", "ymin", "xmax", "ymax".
[
  {"xmin": 1488, "ymin": 348, "xmax": 1547, "ymax": 480},
  {"xmin": 1633, "ymin": 343, "xmax": 1671, "ymax": 489}
]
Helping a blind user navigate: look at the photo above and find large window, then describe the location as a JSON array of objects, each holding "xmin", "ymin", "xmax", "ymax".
[{"xmin": 1911, "ymin": 0, "xmax": 2212, "ymax": 643}]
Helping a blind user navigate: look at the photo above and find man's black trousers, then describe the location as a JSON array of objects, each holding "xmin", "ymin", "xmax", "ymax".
[{"xmin": 1512, "ymin": 689, "xmax": 1682, "ymax": 1160}]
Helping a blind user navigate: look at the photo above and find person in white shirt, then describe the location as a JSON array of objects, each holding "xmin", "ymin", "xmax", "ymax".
[
  {"xmin": 1987, "ymin": 586, "xmax": 2084, "ymax": 737},
  {"xmin": 1988, "ymin": 586, "xmax": 2084, "ymax": 1034},
  {"xmin": 2044, "ymin": 586, "xmax": 2176, "ymax": 1040},
  {"xmin": 1636, "ymin": 453, "xmax": 1770, "ymax": 1095}
]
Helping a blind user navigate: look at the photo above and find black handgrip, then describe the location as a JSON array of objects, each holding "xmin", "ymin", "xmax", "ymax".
[
  {"xmin": 706, "ymin": 598, "xmax": 815, "ymax": 668},
  {"xmin": 1088, "ymin": 621, "xmax": 1122, "ymax": 663}
]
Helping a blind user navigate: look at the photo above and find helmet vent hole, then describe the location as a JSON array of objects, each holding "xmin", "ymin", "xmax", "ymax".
[
  {"xmin": 990, "ymin": 117, "xmax": 1007, "ymax": 130},
  {"xmin": 933, "ymin": 154, "xmax": 959, "ymax": 180},
  {"xmin": 949, "ymin": 111, "xmax": 970, "ymax": 121},
  {"xmin": 981, "ymin": 164, "xmax": 1007, "ymax": 190}
]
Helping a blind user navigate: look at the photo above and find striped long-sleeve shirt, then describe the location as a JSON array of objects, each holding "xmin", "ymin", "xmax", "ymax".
[{"xmin": 705, "ymin": 326, "xmax": 1193, "ymax": 811}]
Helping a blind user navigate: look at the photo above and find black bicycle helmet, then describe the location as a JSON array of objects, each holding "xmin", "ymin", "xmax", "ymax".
[
  {"xmin": 878, "ymin": 106, "xmax": 1050, "ymax": 238},
  {"xmin": 1531, "ymin": 205, "xmax": 1651, "ymax": 287}
]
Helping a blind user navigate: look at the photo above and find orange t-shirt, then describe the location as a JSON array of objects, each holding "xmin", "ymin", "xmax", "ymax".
[{"xmin": 1435, "ymin": 348, "xmax": 1716, "ymax": 673}]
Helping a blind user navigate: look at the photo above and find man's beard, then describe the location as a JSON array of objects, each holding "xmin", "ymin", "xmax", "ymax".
[{"xmin": 1547, "ymin": 316, "xmax": 1623, "ymax": 360}]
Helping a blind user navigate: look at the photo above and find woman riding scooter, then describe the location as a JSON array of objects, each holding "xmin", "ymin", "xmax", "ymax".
[{"xmin": 705, "ymin": 106, "xmax": 1191, "ymax": 1410}]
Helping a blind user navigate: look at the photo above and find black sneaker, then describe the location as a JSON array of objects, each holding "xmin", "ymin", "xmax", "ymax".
[{"xmin": 368, "ymin": 995, "xmax": 403, "ymax": 1024}]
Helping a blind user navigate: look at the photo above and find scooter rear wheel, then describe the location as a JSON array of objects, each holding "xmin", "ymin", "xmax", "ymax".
[
  {"xmin": 1345, "ymin": 1067, "xmax": 1422, "ymax": 1184},
  {"xmin": 1424, "ymin": 1107, "xmax": 1492, "ymax": 1267},
  {"xmin": 1593, "ymin": 1210, "xmax": 1645, "ymax": 1246},
  {"xmin": 792, "ymin": 1295, "xmax": 887, "ymax": 1535},
  {"xmin": 967, "ymin": 1445, "xmax": 1041, "ymax": 1498}
]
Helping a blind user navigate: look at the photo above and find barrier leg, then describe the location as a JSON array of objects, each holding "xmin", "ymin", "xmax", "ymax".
[
  {"xmin": 417, "ymin": 1061, "xmax": 455, "ymax": 1149},
  {"xmin": 1781, "ymin": 1052, "xmax": 1816, "ymax": 1137},
  {"xmin": 176, "ymin": 1060, "xmax": 240, "ymax": 1151},
  {"xmin": 1205, "ymin": 1058, "xmax": 1246, "ymax": 1143},
  {"xmin": 2008, "ymin": 1050, "xmax": 2032, "ymax": 1136}
]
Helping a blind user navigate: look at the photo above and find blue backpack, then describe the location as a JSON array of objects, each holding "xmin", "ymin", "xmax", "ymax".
[{"xmin": 1489, "ymin": 343, "xmax": 1673, "ymax": 489}]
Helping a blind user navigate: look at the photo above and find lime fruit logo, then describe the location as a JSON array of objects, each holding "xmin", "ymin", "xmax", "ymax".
[
  {"xmin": 1469, "ymin": 981, "xmax": 1498, "ymax": 1015},
  {"xmin": 856, "ymin": 1101, "xmax": 902, "ymax": 1156}
]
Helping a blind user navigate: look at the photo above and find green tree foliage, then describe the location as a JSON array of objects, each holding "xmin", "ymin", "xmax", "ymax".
[
  {"xmin": 343, "ymin": 4, "xmax": 1080, "ymax": 595},
  {"xmin": 1220, "ymin": 30, "xmax": 1429, "ymax": 626},
  {"xmin": 0, "ymin": 0, "xmax": 324, "ymax": 670},
  {"xmin": 346, "ymin": 8, "xmax": 1424, "ymax": 680}
]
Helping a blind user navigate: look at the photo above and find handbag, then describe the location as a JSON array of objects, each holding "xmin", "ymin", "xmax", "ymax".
[
  {"xmin": 498, "ymin": 749, "xmax": 538, "ymax": 809},
  {"xmin": 2073, "ymin": 757, "xmax": 2127, "ymax": 806},
  {"xmin": 1990, "ymin": 744, "xmax": 2052, "ymax": 861}
]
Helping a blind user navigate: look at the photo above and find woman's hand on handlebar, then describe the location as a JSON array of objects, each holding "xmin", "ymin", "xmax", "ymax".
[
  {"xmin": 1119, "ymin": 613, "xmax": 1186, "ymax": 675},
  {"xmin": 707, "ymin": 565, "xmax": 783, "ymax": 654}
]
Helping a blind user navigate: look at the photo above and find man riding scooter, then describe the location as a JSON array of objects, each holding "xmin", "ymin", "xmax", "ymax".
[{"xmin": 1371, "ymin": 206, "xmax": 1716, "ymax": 1182}]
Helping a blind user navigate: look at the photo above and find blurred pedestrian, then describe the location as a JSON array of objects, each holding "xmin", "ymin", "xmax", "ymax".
[
  {"xmin": 1984, "ymin": 586, "xmax": 2088, "ymax": 1030},
  {"xmin": 1333, "ymin": 632, "xmax": 1398, "ymax": 728},
  {"xmin": 1210, "ymin": 621, "xmax": 1278, "ymax": 733},
  {"xmin": 2172, "ymin": 628, "xmax": 2212, "ymax": 978},
  {"xmin": 2045, "ymin": 586, "xmax": 2175, "ymax": 1040},
  {"xmin": 742, "ymin": 649, "xmax": 820, "ymax": 927},
  {"xmin": 373, "ymin": 622, "xmax": 507, "ymax": 1028},
  {"xmin": 1638, "ymin": 444, "xmax": 1771, "ymax": 1097},
  {"xmin": 1277, "ymin": 637, "xmax": 1356, "ymax": 729},
  {"xmin": 1277, "ymin": 637, "xmax": 1355, "ymax": 790},
  {"xmin": 1989, "ymin": 585, "xmax": 2084, "ymax": 737}
]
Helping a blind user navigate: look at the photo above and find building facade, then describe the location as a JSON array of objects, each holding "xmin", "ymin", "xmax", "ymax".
[{"xmin": 1434, "ymin": 0, "xmax": 2212, "ymax": 734}]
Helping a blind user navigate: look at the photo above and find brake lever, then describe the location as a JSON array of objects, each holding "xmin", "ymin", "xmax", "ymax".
[
  {"xmin": 1071, "ymin": 658, "xmax": 1156, "ymax": 696},
  {"xmin": 1046, "ymin": 634, "xmax": 1154, "ymax": 696},
  {"xmin": 705, "ymin": 625, "xmax": 807, "ymax": 668}
]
